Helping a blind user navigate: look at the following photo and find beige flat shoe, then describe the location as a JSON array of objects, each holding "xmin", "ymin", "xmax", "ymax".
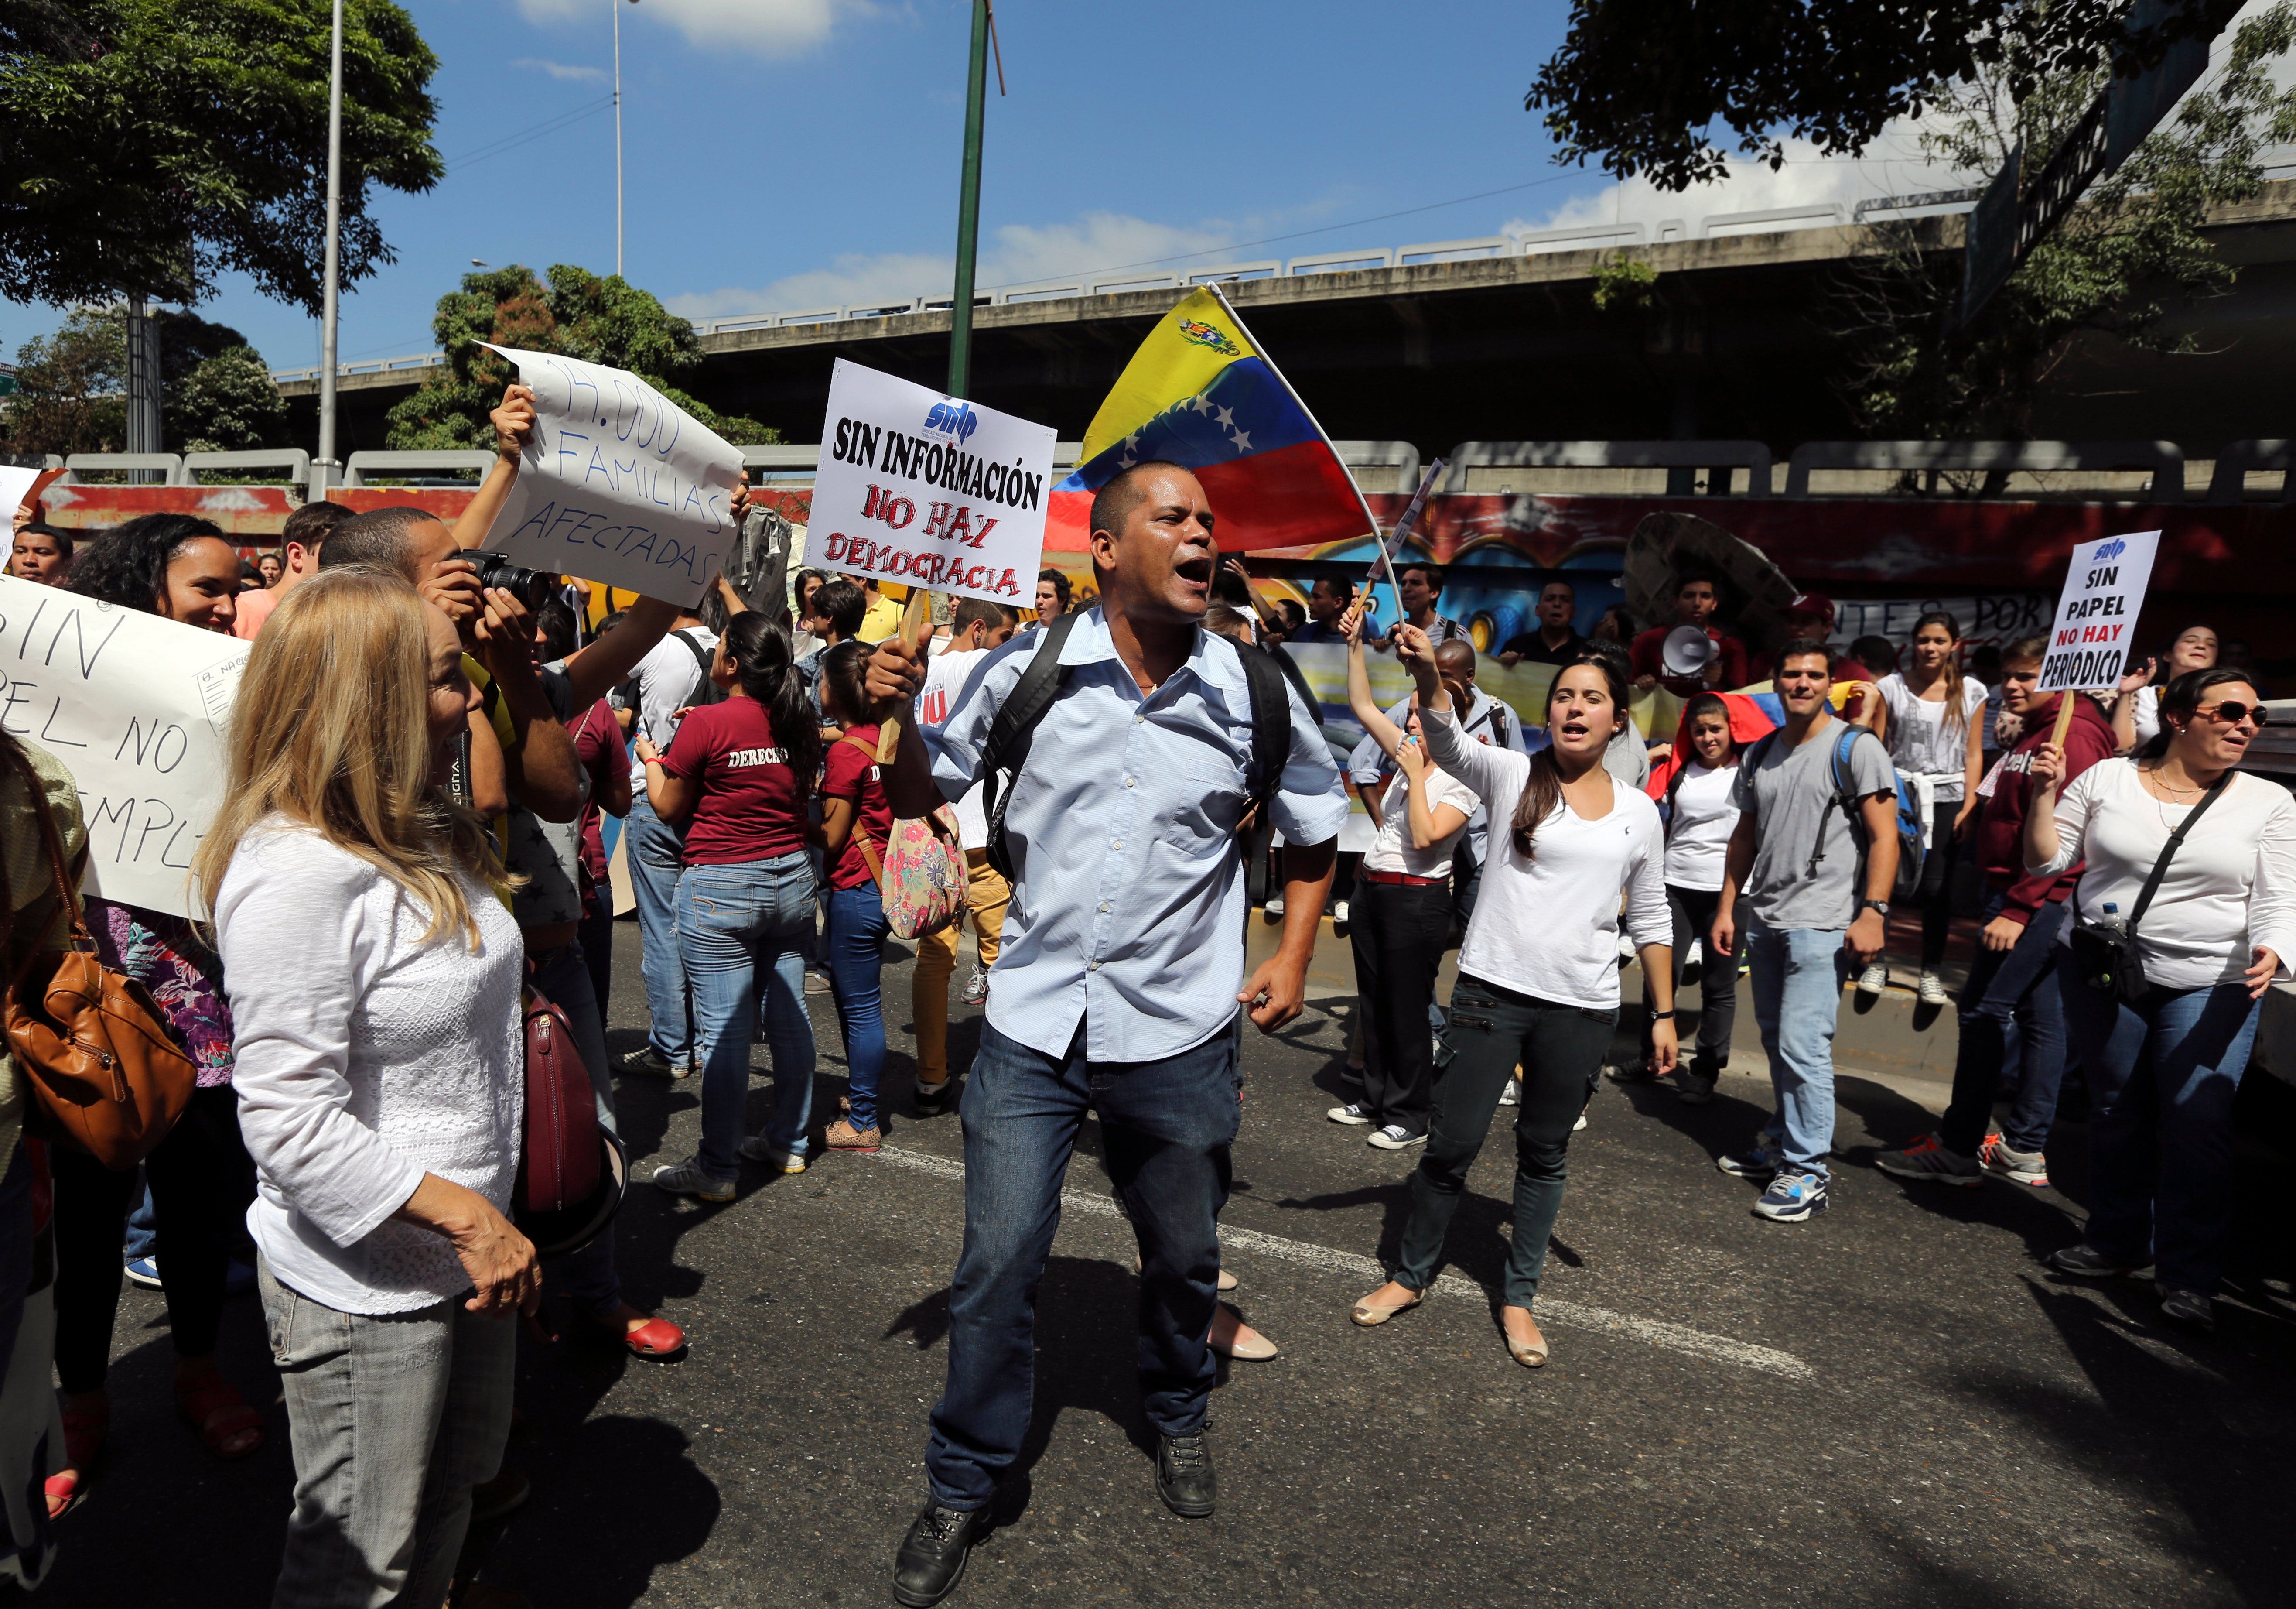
[
  {"xmin": 1501, "ymin": 1307, "xmax": 1549, "ymax": 1367},
  {"xmin": 1350, "ymin": 1283, "xmax": 1424, "ymax": 1327},
  {"xmin": 1208, "ymin": 1304, "xmax": 1278, "ymax": 1360}
]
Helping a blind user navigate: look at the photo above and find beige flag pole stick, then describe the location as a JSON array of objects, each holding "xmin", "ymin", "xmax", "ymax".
[{"xmin": 874, "ymin": 586, "xmax": 936, "ymax": 765}]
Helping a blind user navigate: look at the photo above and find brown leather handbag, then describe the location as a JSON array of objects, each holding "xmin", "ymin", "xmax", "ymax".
[{"xmin": 3, "ymin": 753, "xmax": 196, "ymax": 1168}]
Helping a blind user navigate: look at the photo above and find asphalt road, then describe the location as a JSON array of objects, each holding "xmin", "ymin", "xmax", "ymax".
[{"xmin": 54, "ymin": 919, "xmax": 2296, "ymax": 1608}]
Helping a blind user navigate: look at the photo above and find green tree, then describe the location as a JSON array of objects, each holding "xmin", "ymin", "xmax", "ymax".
[
  {"xmin": 385, "ymin": 265, "xmax": 779, "ymax": 450},
  {"xmin": 1826, "ymin": 2, "xmax": 2296, "ymax": 445},
  {"xmin": 0, "ymin": 0, "xmax": 441, "ymax": 312},
  {"xmin": 1528, "ymin": 0, "xmax": 2242, "ymax": 190},
  {"xmin": 1, "ymin": 308, "xmax": 126, "ymax": 458},
  {"xmin": 166, "ymin": 347, "xmax": 290, "ymax": 453}
]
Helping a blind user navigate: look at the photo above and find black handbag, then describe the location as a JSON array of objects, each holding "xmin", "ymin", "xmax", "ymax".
[{"xmin": 2066, "ymin": 772, "xmax": 2231, "ymax": 1003}]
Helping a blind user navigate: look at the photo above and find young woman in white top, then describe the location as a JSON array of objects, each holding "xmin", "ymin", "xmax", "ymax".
[
  {"xmin": 1866, "ymin": 610, "xmax": 1986, "ymax": 1003},
  {"xmin": 2108, "ymin": 621, "xmax": 2218, "ymax": 755},
  {"xmin": 2024, "ymin": 666, "xmax": 2296, "ymax": 1335},
  {"xmin": 202, "ymin": 569, "xmax": 540, "ymax": 1605},
  {"xmin": 1638, "ymin": 692, "xmax": 1742, "ymax": 1103},
  {"xmin": 1351, "ymin": 629, "xmax": 1674, "ymax": 1369},
  {"xmin": 1326, "ymin": 607, "xmax": 1479, "ymax": 1148}
]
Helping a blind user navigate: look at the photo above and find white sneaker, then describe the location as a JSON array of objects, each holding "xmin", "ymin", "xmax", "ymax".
[
  {"xmin": 1855, "ymin": 962, "xmax": 1889, "ymax": 996},
  {"xmin": 1264, "ymin": 893, "xmax": 1285, "ymax": 917},
  {"xmin": 1331, "ymin": 898, "xmax": 1350, "ymax": 925},
  {"xmin": 1683, "ymin": 938, "xmax": 1702, "ymax": 970},
  {"xmin": 736, "ymin": 1136, "xmax": 808, "ymax": 1174},
  {"xmin": 1917, "ymin": 971, "xmax": 1948, "ymax": 1006},
  {"xmin": 1618, "ymin": 934, "xmax": 1637, "ymax": 960},
  {"xmin": 652, "ymin": 1159, "xmax": 735, "ymax": 1201},
  {"xmin": 1497, "ymin": 1079, "xmax": 1520, "ymax": 1107},
  {"xmin": 1366, "ymin": 1124, "xmax": 1426, "ymax": 1150},
  {"xmin": 1573, "ymin": 1110, "xmax": 1588, "ymax": 1132},
  {"xmin": 1326, "ymin": 1102, "xmax": 1373, "ymax": 1126}
]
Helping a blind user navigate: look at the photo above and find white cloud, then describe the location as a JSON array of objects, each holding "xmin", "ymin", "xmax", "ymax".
[
  {"xmin": 510, "ymin": 0, "xmax": 843, "ymax": 59},
  {"xmin": 510, "ymin": 56, "xmax": 607, "ymax": 83},
  {"xmin": 667, "ymin": 211, "xmax": 1235, "ymax": 320}
]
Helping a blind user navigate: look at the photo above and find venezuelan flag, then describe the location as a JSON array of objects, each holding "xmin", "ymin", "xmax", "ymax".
[{"xmin": 1046, "ymin": 285, "xmax": 1379, "ymax": 552}]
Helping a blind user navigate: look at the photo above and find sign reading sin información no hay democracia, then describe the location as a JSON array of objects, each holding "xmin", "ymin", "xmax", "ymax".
[{"xmin": 811, "ymin": 359, "xmax": 1057, "ymax": 606}]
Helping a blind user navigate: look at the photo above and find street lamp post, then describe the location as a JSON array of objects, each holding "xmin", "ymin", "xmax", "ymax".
[
  {"xmin": 946, "ymin": 0, "xmax": 991, "ymax": 397},
  {"xmin": 615, "ymin": 0, "xmax": 637, "ymax": 279},
  {"xmin": 315, "ymin": 0, "xmax": 346, "ymax": 497}
]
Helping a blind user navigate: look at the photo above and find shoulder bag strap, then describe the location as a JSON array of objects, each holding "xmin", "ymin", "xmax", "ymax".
[
  {"xmin": 1234, "ymin": 640, "xmax": 1292, "ymax": 820},
  {"xmin": 980, "ymin": 612, "xmax": 1085, "ymax": 881},
  {"xmin": 673, "ymin": 630, "xmax": 714, "ymax": 700},
  {"xmin": 2126, "ymin": 770, "xmax": 2234, "ymax": 934},
  {"xmin": 834, "ymin": 733, "xmax": 888, "ymax": 889},
  {"xmin": 7, "ymin": 746, "xmax": 89, "ymax": 998}
]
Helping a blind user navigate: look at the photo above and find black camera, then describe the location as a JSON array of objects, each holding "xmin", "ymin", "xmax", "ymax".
[{"xmin": 467, "ymin": 551, "xmax": 553, "ymax": 613}]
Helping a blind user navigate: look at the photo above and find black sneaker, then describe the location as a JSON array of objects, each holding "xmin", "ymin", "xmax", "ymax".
[
  {"xmin": 1156, "ymin": 1431, "xmax": 1216, "ymax": 1518},
  {"xmin": 2048, "ymin": 1243, "xmax": 2136, "ymax": 1279},
  {"xmin": 892, "ymin": 1503, "xmax": 981, "ymax": 1607},
  {"xmin": 914, "ymin": 1078, "xmax": 957, "ymax": 1117},
  {"xmin": 2158, "ymin": 1285, "xmax": 2216, "ymax": 1334},
  {"xmin": 615, "ymin": 1045, "xmax": 685, "ymax": 1080}
]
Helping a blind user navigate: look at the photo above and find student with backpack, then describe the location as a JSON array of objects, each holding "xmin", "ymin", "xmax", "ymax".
[
  {"xmin": 865, "ymin": 462, "xmax": 1347, "ymax": 1602},
  {"xmin": 1708, "ymin": 639, "xmax": 1901, "ymax": 1223},
  {"xmin": 636, "ymin": 614, "xmax": 823, "ymax": 1198}
]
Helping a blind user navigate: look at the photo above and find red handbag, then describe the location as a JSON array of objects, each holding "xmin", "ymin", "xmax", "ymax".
[{"xmin": 515, "ymin": 987, "xmax": 601, "ymax": 1224}]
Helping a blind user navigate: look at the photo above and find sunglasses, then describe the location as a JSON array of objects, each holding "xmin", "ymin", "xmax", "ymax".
[{"xmin": 2194, "ymin": 700, "xmax": 2266, "ymax": 727}]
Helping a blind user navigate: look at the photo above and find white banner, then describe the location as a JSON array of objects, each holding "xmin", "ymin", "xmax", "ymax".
[
  {"xmin": 471, "ymin": 343, "xmax": 745, "ymax": 605},
  {"xmin": 2037, "ymin": 530, "xmax": 2161, "ymax": 693},
  {"xmin": 812, "ymin": 358, "xmax": 1055, "ymax": 605},
  {"xmin": 0, "ymin": 576, "xmax": 248, "ymax": 918}
]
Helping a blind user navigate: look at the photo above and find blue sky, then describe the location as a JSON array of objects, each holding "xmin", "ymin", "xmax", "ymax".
[{"xmin": 4, "ymin": 0, "xmax": 1988, "ymax": 375}]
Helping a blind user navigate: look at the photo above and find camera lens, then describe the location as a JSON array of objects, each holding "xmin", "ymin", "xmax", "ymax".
[{"xmin": 470, "ymin": 551, "xmax": 553, "ymax": 612}]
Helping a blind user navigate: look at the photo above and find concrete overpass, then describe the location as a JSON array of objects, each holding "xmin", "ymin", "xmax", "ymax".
[{"xmin": 279, "ymin": 181, "xmax": 2296, "ymax": 464}]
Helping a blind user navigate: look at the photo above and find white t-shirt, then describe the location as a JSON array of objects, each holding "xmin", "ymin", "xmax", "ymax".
[
  {"xmin": 1878, "ymin": 673, "xmax": 1987, "ymax": 799},
  {"xmin": 2129, "ymin": 685, "xmax": 2163, "ymax": 748},
  {"xmin": 2035, "ymin": 759, "xmax": 2296, "ymax": 991},
  {"xmin": 1362, "ymin": 764, "xmax": 1480, "ymax": 879},
  {"xmin": 919, "ymin": 645, "xmax": 994, "ymax": 850},
  {"xmin": 626, "ymin": 626, "xmax": 719, "ymax": 798},
  {"xmin": 1421, "ymin": 706, "xmax": 1669, "ymax": 1011},
  {"xmin": 1664, "ymin": 761, "xmax": 1740, "ymax": 891}
]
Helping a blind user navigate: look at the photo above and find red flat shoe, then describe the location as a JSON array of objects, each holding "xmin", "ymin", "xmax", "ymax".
[
  {"xmin": 176, "ymin": 1371, "xmax": 265, "ymax": 1460},
  {"xmin": 44, "ymin": 1405, "xmax": 106, "ymax": 1518},
  {"xmin": 588, "ymin": 1312, "xmax": 688, "ymax": 1362}
]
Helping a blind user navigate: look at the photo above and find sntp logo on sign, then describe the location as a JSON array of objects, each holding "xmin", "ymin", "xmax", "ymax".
[{"xmin": 2037, "ymin": 530, "xmax": 2161, "ymax": 693}]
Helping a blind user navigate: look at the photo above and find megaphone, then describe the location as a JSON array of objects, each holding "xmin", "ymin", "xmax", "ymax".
[{"xmin": 1662, "ymin": 625, "xmax": 1718, "ymax": 678}]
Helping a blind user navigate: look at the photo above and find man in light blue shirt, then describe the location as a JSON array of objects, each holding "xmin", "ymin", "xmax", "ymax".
[{"xmin": 869, "ymin": 462, "xmax": 1346, "ymax": 1602}]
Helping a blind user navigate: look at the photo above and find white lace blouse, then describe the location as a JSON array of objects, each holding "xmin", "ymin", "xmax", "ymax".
[{"xmin": 215, "ymin": 820, "xmax": 524, "ymax": 1315}]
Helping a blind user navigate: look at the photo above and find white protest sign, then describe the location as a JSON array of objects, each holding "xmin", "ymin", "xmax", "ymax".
[
  {"xmin": 812, "ymin": 358, "xmax": 1055, "ymax": 605},
  {"xmin": 472, "ymin": 343, "xmax": 745, "ymax": 605},
  {"xmin": 2037, "ymin": 530, "xmax": 2160, "ymax": 692},
  {"xmin": 0, "ymin": 575, "xmax": 248, "ymax": 918}
]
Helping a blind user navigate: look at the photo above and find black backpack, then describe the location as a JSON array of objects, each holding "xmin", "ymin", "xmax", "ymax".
[
  {"xmin": 980, "ymin": 612, "xmax": 1293, "ymax": 883},
  {"xmin": 673, "ymin": 629, "xmax": 728, "ymax": 709}
]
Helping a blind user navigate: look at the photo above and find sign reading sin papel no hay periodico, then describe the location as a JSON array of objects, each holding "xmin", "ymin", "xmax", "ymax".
[
  {"xmin": 2036, "ymin": 529, "xmax": 2161, "ymax": 693},
  {"xmin": 812, "ymin": 358, "xmax": 1056, "ymax": 605}
]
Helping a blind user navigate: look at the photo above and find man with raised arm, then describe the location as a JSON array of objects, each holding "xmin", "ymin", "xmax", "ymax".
[{"xmin": 866, "ymin": 462, "xmax": 1348, "ymax": 1607}]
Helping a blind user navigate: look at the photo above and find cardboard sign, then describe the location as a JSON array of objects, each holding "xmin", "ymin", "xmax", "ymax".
[
  {"xmin": 2037, "ymin": 530, "xmax": 2160, "ymax": 692},
  {"xmin": 471, "ymin": 343, "xmax": 745, "ymax": 605},
  {"xmin": 812, "ymin": 359, "xmax": 1055, "ymax": 604},
  {"xmin": 0, "ymin": 576, "xmax": 249, "ymax": 917}
]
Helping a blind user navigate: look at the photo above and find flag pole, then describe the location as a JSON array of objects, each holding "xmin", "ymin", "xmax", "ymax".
[{"xmin": 1203, "ymin": 281, "xmax": 1411, "ymax": 635}]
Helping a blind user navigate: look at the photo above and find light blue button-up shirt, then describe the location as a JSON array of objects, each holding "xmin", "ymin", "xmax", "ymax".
[{"xmin": 925, "ymin": 608, "xmax": 1350, "ymax": 1062}]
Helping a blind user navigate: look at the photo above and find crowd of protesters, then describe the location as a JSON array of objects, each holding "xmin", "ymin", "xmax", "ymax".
[{"xmin": 0, "ymin": 419, "xmax": 2289, "ymax": 1605}]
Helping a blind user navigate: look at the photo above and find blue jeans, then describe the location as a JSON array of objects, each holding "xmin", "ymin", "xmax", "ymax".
[
  {"xmin": 926, "ymin": 1019, "xmax": 1240, "ymax": 1511},
  {"xmin": 680, "ymin": 854, "xmax": 817, "ymax": 1183},
  {"xmin": 1745, "ymin": 919, "xmax": 1849, "ymax": 1174},
  {"xmin": 827, "ymin": 883, "xmax": 892, "ymax": 1132},
  {"xmin": 124, "ymin": 1179, "xmax": 157, "ymax": 1260},
  {"xmin": 2058, "ymin": 956, "xmax": 2262, "ymax": 1294},
  {"xmin": 1939, "ymin": 893, "xmax": 2070, "ymax": 1156},
  {"xmin": 530, "ymin": 940, "xmax": 622, "ymax": 1319},
  {"xmin": 626, "ymin": 794, "xmax": 692, "ymax": 1063}
]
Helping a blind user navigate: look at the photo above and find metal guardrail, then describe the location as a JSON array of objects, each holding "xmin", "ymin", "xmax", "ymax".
[
  {"xmin": 59, "ymin": 452, "xmax": 185, "ymax": 485},
  {"xmin": 183, "ymin": 449, "xmax": 310, "ymax": 487},
  {"xmin": 340, "ymin": 450, "xmax": 496, "ymax": 487},
  {"xmin": 1442, "ymin": 440, "xmax": 1774, "ymax": 497},
  {"xmin": 2208, "ymin": 440, "xmax": 2296, "ymax": 504},
  {"xmin": 1782, "ymin": 439, "xmax": 2183, "ymax": 499}
]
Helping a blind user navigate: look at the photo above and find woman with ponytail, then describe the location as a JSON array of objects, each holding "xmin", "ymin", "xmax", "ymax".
[
  {"xmin": 636, "ymin": 612, "xmax": 824, "ymax": 1198},
  {"xmin": 1350, "ymin": 630, "xmax": 1673, "ymax": 1368}
]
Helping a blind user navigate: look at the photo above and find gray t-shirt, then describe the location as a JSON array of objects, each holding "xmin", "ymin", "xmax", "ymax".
[{"xmin": 1731, "ymin": 718, "xmax": 1896, "ymax": 931}]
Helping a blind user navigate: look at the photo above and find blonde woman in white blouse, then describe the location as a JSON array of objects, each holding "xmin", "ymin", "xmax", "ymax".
[
  {"xmin": 197, "ymin": 569, "xmax": 539, "ymax": 1608},
  {"xmin": 2023, "ymin": 666, "xmax": 2296, "ymax": 1336},
  {"xmin": 1866, "ymin": 610, "xmax": 1986, "ymax": 1004}
]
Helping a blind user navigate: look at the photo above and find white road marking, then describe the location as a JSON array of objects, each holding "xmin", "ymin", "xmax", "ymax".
[{"xmin": 864, "ymin": 1145, "xmax": 1814, "ymax": 1381}]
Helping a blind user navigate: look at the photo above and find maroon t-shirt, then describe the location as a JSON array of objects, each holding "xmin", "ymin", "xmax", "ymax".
[
  {"xmin": 658, "ymin": 698, "xmax": 806, "ymax": 866},
  {"xmin": 823, "ymin": 723, "xmax": 893, "ymax": 891}
]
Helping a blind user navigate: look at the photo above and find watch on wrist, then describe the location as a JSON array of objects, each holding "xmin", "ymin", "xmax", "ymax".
[
  {"xmin": 1648, "ymin": 1009, "xmax": 1676, "ymax": 1021},
  {"xmin": 1863, "ymin": 899, "xmax": 1891, "ymax": 916}
]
